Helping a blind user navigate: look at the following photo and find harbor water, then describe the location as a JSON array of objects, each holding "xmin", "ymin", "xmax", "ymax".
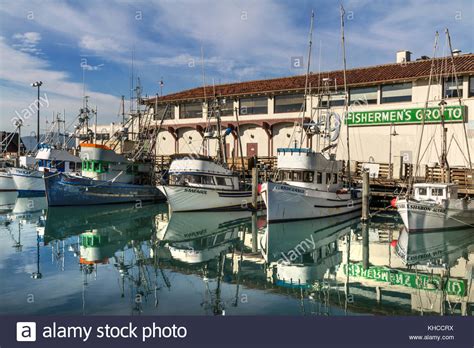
[{"xmin": 0, "ymin": 193, "xmax": 472, "ymax": 316}]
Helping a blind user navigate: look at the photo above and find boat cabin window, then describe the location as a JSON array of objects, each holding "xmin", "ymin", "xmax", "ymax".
[
  {"xmin": 431, "ymin": 188, "xmax": 444, "ymax": 197},
  {"xmin": 70, "ymin": 162, "xmax": 76, "ymax": 171},
  {"xmin": 170, "ymin": 174, "xmax": 215, "ymax": 185},
  {"xmin": 215, "ymin": 176, "xmax": 233, "ymax": 187},
  {"xmin": 417, "ymin": 187, "xmax": 427, "ymax": 196},
  {"xmin": 279, "ymin": 170, "xmax": 314, "ymax": 183},
  {"xmin": 316, "ymin": 172, "xmax": 322, "ymax": 184}
]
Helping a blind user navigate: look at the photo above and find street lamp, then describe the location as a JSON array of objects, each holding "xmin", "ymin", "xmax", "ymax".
[{"xmin": 31, "ymin": 81, "xmax": 43, "ymax": 147}]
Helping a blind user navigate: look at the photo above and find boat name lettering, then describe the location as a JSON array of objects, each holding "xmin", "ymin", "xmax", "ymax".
[
  {"xmin": 277, "ymin": 185, "xmax": 304, "ymax": 194},
  {"xmin": 184, "ymin": 188, "xmax": 207, "ymax": 195}
]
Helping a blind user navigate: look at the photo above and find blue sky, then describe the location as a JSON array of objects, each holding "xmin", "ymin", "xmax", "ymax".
[{"xmin": 0, "ymin": 0, "xmax": 473, "ymax": 134}]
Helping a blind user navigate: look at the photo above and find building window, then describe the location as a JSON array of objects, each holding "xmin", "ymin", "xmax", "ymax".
[
  {"xmin": 350, "ymin": 86, "xmax": 378, "ymax": 105},
  {"xmin": 469, "ymin": 76, "xmax": 474, "ymax": 97},
  {"xmin": 180, "ymin": 102, "xmax": 203, "ymax": 119},
  {"xmin": 239, "ymin": 96, "xmax": 267, "ymax": 115},
  {"xmin": 320, "ymin": 93, "xmax": 346, "ymax": 108},
  {"xmin": 381, "ymin": 82, "xmax": 412, "ymax": 103},
  {"xmin": 154, "ymin": 104, "xmax": 174, "ymax": 120},
  {"xmin": 96, "ymin": 133, "xmax": 110, "ymax": 141},
  {"xmin": 208, "ymin": 98, "xmax": 234, "ymax": 117},
  {"xmin": 443, "ymin": 76, "xmax": 463, "ymax": 99},
  {"xmin": 274, "ymin": 94, "xmax": 305, "ymax": 113}
]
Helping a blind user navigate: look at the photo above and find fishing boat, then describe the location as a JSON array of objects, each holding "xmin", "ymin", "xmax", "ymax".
[
  {"xmin": 261, "ymin": 12, "xmax": 362, "ymax": 223},
  {"xmin": 158, "ymin": 154, "xmax": 255, "ymax": 212},
  {"xmin": 395, "ymin": 31, "xmax": 474, "ymax": 232},
  {"xmin": 261, "ymin": 149, "xmax": 361, "ymax": 222},
  {"xmin": 396, "ymin": 183, "xmax": 474, "ymax": 232},
  {"xmin": 44, "ymin": 143, "xmax": 164, "ymax": 206},
  {"xmin": 9, "ymin": 143, "xmax": 81, "ymax": 197},
  {"xmin": 158, "ymin": 96, "xmax": 257, "ymax": 212}
]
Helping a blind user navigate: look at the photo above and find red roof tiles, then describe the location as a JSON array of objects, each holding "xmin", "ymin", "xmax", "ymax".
[{"xmin": 146, "ymin": 54, "xmax": 474, "ymax": 104}]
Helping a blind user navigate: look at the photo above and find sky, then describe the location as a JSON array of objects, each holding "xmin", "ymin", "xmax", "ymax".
[{"xmin": 0, "ymin": 0, "xmax": 473, "ymax": 134}]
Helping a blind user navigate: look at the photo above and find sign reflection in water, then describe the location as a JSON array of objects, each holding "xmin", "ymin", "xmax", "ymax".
[{"xmin": 0, "ymin": 191, "xmax": 472, "ymax": 316}]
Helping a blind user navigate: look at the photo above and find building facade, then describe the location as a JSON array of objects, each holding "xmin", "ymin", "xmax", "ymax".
[{"xmin": 133, "ymin": 53, "xmax": 474, "ymax": 177}]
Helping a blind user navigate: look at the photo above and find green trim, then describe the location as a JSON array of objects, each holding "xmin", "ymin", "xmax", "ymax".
[{"xmin": 82, "ymin": 160, "xmax": 110, "ymax": 173}]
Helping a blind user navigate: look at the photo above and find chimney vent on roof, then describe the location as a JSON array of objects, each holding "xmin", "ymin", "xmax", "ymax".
[
  {"xmin": 396, "ymin": 50, "xmax": 411, "ymax": 63},
  {"xmin": 452, "ymin": 49, "xmax": 461, "ymax": 56}
]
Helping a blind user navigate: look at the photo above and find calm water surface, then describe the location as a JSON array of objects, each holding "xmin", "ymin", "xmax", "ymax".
[{"xmin": 0, "ymin": 193, "xmax": 472, "ymax": 316}]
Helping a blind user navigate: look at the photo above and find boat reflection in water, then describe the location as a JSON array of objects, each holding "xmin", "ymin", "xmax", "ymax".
[
  {"xmin": 157, "ymin": 211, "xmax": 252, "ymax": 263},
  {"xmin": 0, "ymin": 191, "xmax": 17, "ymax": 213},
  {"xmin": 43, "ymin": 203, "xmax": 169, "ymax": 314},
  {"xmin": 157, "ymin": 211, "xmax": 254, "ymax": 315},
  {"xmin": 262, "ymin": 212, "xmax": 360, "ymax": 289}
]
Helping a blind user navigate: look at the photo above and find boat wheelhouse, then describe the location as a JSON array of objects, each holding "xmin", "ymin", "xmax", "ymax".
[{"xmin": 167, "ymin": 155, "xmax": 239, "ymax": 190}]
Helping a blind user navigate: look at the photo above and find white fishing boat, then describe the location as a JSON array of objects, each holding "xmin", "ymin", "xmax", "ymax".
[
  {"xmin": 261, "ymin": 148, "xmax": 362, "ymax": 222},
  {"xmin": 9, "ymin": 143, "xmax": 81, "ymax": 196},
  {"xmin": 396, "ymin": 183, "xmax": 474, "ymax": 232},
  {"xmin": 261, "ymin": 11, "xmax": 361, "ymax": 223},
  {"xmin": 158, "ymin": 95, "xmax": 258, "ymax": 212},
  {"xmin": 158, "ymin": 155, "xmax": 254, "ymax": 212},
  {"xmin": 395, "ymin": 32, "xmax": 473, "ymax": 232}
]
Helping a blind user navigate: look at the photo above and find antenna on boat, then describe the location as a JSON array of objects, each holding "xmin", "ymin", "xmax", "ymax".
[
  {"xmin": 299, "ymin": 10, "xmax": 314, "ymax": 148},
  {"xmin": 340, "ymin": 5, "xmax": 351, "ymax": 188},
  {"xmin": 446, "ymin": 28, "xmax": 472, "ymax": 174}
]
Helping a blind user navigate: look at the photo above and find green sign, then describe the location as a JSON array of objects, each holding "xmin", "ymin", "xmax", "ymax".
[
  {"xmin": 346, "ymin": 106, "xmax": 465, "ymax": 126},
  {"xmin": 344, "ymin": 263, "xmax": 466, "ymax": 296}
]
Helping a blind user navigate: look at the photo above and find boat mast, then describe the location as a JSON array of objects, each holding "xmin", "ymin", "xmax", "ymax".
[
  {"xmin": 299, "ymin": 10, "xmax": 314, "ymax": 148},
  {"xmin": 446, "ymin": 28, "xmax": 472, "ymax": 174},
  {"xmin": 410, "ymin": 32, "xmax": 439, "ymax": 192},
  {"xmin": 340, "ymin": 5, "xmax": 351, "ymax": 187}
]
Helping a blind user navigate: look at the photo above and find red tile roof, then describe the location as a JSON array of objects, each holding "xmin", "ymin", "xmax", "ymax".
[{"xmin": 146, "ymin": 54, "xmax": 474, "ymax": 104}]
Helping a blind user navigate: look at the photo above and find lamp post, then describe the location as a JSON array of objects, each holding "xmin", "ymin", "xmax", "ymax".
[{"xmin": 31, "ymin": 81, "xmax": 43, "ymax": 147}]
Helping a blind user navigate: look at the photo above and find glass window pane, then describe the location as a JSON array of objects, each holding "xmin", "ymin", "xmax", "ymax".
[
  {"xmin": 180, "ymin": 102, "xmax": 203, "ymax": 119},
  {"xmin": 239, "ymin": 97, "xmax": 268, "ymax": 115},
  {"xmin": 274, "ymin": 94, "xmax": 305, "ymax": 113},
  {"xmin": 155, "ymin": 105, "xmax": 174, "ymax": 120},
  {"xmin": 443, "ymin": 77, "xmax": 463, "ymax": 98},
  {"xmin": 381, "ymin": 83, "xmax": 412, "ymax": 103},
  {"xmin": 350, "ymin": 87, "xmax": 378, "ymax": 105}
]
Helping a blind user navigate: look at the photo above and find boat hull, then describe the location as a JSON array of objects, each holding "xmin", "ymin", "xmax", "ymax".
[
  {"xmin": 158, "ymin": 185, "xmax": 256, "ymax": 212},
  {"xmin": 261, "ymin": 181, "xmax": 362, "ymax": 223},
  {"xmin": 45, "ymin": 173, "xmax": 165, "ymax": 206},
  {"xmin": 9, "ymin": 168, "xmax": 45, "ymax": 196},
  {"xmin": 396, "ymin": 198, "xmax": 474, "ymax": 232},
  {"xmin": 0, "ymin": 172, "xmax": 16, "ymax": 192}
]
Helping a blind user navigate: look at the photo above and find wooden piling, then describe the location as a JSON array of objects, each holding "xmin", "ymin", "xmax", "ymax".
[
  {"xmin": 251, "ymin": 166, "xmax": 258, "ymax": 210},
  {"xmin": 361, "ymin": 170, "xmax": 370, "ymax": 222}
]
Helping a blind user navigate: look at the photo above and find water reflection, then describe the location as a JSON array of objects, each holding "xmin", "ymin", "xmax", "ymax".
[{"xmin": 0, "ymin": 192, "xmax": 472, "ymax": 316}]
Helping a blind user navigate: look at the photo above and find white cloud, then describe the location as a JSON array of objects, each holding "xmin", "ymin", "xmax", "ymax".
[
  {"xmin": 12, "ymin": 31, "xmax": 42, "ymax": 55},
  {"xmin": 79, "ymin": 35, "xmax": 122, "ymax": 53}
]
